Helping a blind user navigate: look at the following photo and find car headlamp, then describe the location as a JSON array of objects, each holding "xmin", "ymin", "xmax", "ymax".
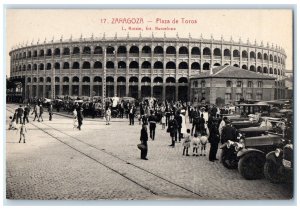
[{"xmin": 275, "ymin": 148, "xmax": 282, "ymax": 157}]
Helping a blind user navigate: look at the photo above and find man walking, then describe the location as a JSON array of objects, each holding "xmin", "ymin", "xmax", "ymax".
[
  {"xmin": 23, "ymin": 104, "xmax": 30, "ymax": 124},
  {"xmin": 32, "ymin": 104, "xmax": 40, "ymax": 122},
  {"xmin": 148, "ymin": 111, "xmax": 157, "ymax": 140},
  {"xmin": 48, "ymin": 103, "xmax": 53, "ymax": 121},
  {"xmin": 129, "ymin": 105, "xmax": 135, "ymax": 125},
  {"xmin": 39, "ymin": 105, "xmax": 44, "ymax": 122},
  {"xmin": 16, "ymin": 105, "xmax": 24, "ymax": 124},
  {"xmin": 175, "ymin": 112, "xmax": 182, "ymax": 142},
  {"xmin": 77, "ymin": 106, "xmax": 84, "ymax": 130}
]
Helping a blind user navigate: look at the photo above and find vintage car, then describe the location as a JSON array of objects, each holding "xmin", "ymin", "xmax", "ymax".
[
  {"xmin": 220, "ymin": 133, "xmax": 283, "ymax": 180},
  {"xmin": 264, "ymin": 142, "xmax": 293, "ymax": 183}
]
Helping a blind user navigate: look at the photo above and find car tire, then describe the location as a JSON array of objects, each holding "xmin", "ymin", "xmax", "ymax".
[
  {"xmin": 264, "ymin": 159, "xmax": 283, "ymax": 183},
  {"xmin": 220, "ymin": 149, "xmax": 238, "ymax": 169},
  {"xmin": 238, "ymin": 153, "xmax": 265, "ymax": 180}
]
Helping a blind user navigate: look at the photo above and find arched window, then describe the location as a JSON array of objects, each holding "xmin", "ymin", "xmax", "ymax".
[
  {"xmin": 263, "ymin": 67, "xmax": 268, "ymax": 74},
  {"xmin": 94, "ymin": 46, "xmax": 103, "ymax": 54},
  {"xmin": 106, "ymin": 61, "xmax": 114, "ymax": 69},
  {"xmin": 242, "ymin": 50, "xmax": 248, "ymax": 58},
  {"xmin": 142, "ymin": 61, "xmax": 151, "ymax": 68},
  {"xmin": 203, "ymin": 47, "xmax": 211, "ymax": 55},
  {"xmin": 117, "ymin": 77, "xmax": 126, "ymax": 83},
  {"xmin": 82, "ymin": 61, "xmax": 91, "ymax": 69},
  {"xmin": 141, "ymin": 77, "xmax": 151, "ymax": 83},
  {"xmin": 63, "ymin": 48, "xmax": 70, "ymax": 55},
  {"xmin": 264, "ymin": 53, "xmax": 268, "ymax": 60},
  {"xmin": 166, "ymin": 46, "xmax": 176, "ymax": 54},
  {"xmin": 94, "ymin": 61, "xmax": 102, "ymax": 69},
  {"xmin": 117, "ymin": 61, "xmax": 126, "ymax": 69},
  {"xmin": 129, "ymin": 46, "xmax": 139, "ymax": 54},
  {"xmin": 129, "ymin": 77, "xmax": 138, "ymax": 83},
  {"xmin": 250, "ymin": 51, "xmax": 256, "ymax": 59},
  {"xmin": 117, "ymin": 46, "xmax": 127, "ymax": 54},
  {"xmin": 63, "ymin": 77, "xmax": 69, "ymax": 83},
  {"xmin": 129, "ymin": 61, "xmax": 139, "ymax": 68},
  {"xmin": 39, "ymin": 63, "xmax": 44, "ymax": 70},
  {"xmin": 72, "ymin": 62, "xmax": 80, "ymax": 69},
  {"xmin": 63, "ymin": 62, "xmax": 70, "ymax": 69},
  {"xmin": 46, "ymin": 49, "xmax": 52, "ymax": 56},
  {"xmin": 213, "ymin": 48, "xmax": 221, "ymax": 56},
  {"xmin": 33, "ymin": 64, "xmax": 37, "ymax": 70},
  {"xmin": 166, "ymin": 62, "xmax": 176, "ymax": 69},
  {"xmin": 54, "ymin": 62, "xmax": 60, "ymax": 69},
  {"xmin": 191, "ymin": 62, "xmax": 200, "ymax": 70},
  {"xmin": 257, "ymin": 52, "xmax": 262, "ymax": 59},
  {"xmin": 270, "ymin": 54, "xmax": 273, "ymax": 61},
  {"xmin": 166, "ymin": 77, "xmax": 176, "ymax": 83},
  {"xmin": 46, "ymin": 77, "xmax": 51, "ymax": 83},
  {"xmin": 46, "ymin": 63, "xmax": 51, "ymax": 70},
  {"xmin": 106, "ymin": 46, "xmax": 115, "ymax": 54},
  {"xmin": 33, "ymin": 51, "xmax": 37, "ymax": 57},
  {"xmin": 94, "ymin": 76, "xmax": 102, "ymax": 82},
  {"xmin": 178, "ymin": 77, "xmax": 188, "ymax": 83},
  {"xmin": 54, "ymin": 48, "xmax": 60, "ymax": 56},
  {"xmin": 233, "ymin": 64, "xmax": 239, "ymax": 68},
  {"xmin": 72, "ymin": 77, "xmax": 79, "ymax": 83},
  {"xmin": 27, "ymin": 77, "xmax": 31, "ymax": 83},
  {"xmin": 39, "ymin": 50, "xmax": 44, "ymax": 56},
  {"xmin": 242, "ymin": 65, "xmax": 248, "ymax": 70},
  {"xmin": 82, "ymin": 76, "xmax": 90, "ymax": 83},
  {"xmin": 224, "ymin": 49, "xmax": 231, "ymax": 57},
  {"xmin": 233, "ymin": 50, "xmax": 240, "ymax": 57},
  {"xmin": 82, "ymin": 46, "xmax": 91, "ymax": 54},
  {"xmin": 191, "ymin": 47, "xmax": 200, "ymax": 55},
  {"xmin": 179, "ymin": 46, "xmax": 188, "ymax": 54},
  {"xmin": 179, "ymin": 62, "xmax": 188, "ymax": 69},
  {"xmin": 39, "ymin": 77, "xmax": 44, "ymax": 83},
  {"xmin": 257, "ymin": 66, "xmax": 262, "ymax": 73},
  {"xmin": 154, "ymin": 46, "xmax": 163, "ymax": 54},
  {"xmin": 213, "ymin": 63, "xmax": 221, "ymax": 67},
  {"xmin": 203, "ymin": 62, "xmax": 210, "ymax": 70},
  {"xmin": 27, "ymin": 64, "xmax": 31, "ymax": 71},
  {"xmin": 274, "ymin": 56, "xmax": 277, "ymax": 62},
  {"xmin": 142, "ymin": 46, "xmax": 151, "ymax": 53},
  {"xmin": 72, "ymin": 47, "xmax": 80, "ymax": 55},
  {"xmin": 33, "ymin": 77, "xmax": 37, "ymax": 83},
  {"xmin": 154, "ymin": 61, "xmax": 163, "ymax": 69},
  {"xmin": 55, "ymin": 77, "xmax": 60, "ymax": 83},
  {"xmin": 153, "ymin": 77, "xmax": 163, "ymax": 83},
  {"xmin": 270, "ymin": 68, "xmax": 273, "ymax": 74}
]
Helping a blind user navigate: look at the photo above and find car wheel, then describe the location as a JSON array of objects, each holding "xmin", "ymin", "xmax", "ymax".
[
  {"xmin": 264, "ymin": 159, "xmax": 283, "ymax": 183},
  {"xmin": 220, "ymin": 149, "xmax": 238, "ymax": 169},
  {"xmin": 238, "ymin": 153, "xmax": 265, "ymax": 180}
]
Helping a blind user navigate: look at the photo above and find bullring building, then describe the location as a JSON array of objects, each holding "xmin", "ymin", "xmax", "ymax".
[{"xmin": 9, "ymin": 35, "xmax": 287, "ymax": 102}]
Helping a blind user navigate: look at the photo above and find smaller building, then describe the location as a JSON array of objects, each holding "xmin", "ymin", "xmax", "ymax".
[{"xmin": 190, "ymin": 65, "xmax": 276, "ymax": 105}]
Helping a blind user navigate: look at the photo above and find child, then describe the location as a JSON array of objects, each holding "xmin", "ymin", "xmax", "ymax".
[
  {"xmin": 182, "ymin": 129, "xmax": 191, "ymax": 156},
  {"xmin": 191, "ymin": 133, "xmax": 200, "ymax": 156},
  {"xmin": 199, "ymin": 130, "xmax": 209, "ymax": 156},
  {"xmin": 161, "ymin": 114, "xmax": 166, "ymax": 130},
  {"xmin": 18, "ymin": 123, "xmax": 27, "ymax": 143},
  {"xmin": 9, "ymin": 116, "xmax": 17, "ymax": 130}
]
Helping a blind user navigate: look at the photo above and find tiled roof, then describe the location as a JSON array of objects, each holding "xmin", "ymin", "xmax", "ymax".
[{"xmin": 190, "ymin": 66, "xmax": 276, "ymax": 80}]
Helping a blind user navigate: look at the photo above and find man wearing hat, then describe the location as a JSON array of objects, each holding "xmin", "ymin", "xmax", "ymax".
[
  {"xmin": 148, "ymin": 111, "xmax": 157, "ymax": 140},
  {"xmin": 220, "ymin": 119, "xmax": 237, "ymax": 144}
]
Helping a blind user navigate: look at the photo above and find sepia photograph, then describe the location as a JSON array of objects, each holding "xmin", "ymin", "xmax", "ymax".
[{"xmin": 4, "ymin": 7, "xmax": 295, "ymax": 202}]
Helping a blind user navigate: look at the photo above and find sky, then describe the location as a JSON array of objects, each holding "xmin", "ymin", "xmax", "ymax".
[{"xmin": 5, "ymin": 9, "xmax": 293, "ymax": 76}]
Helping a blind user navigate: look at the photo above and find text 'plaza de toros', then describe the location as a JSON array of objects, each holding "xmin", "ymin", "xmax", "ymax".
[{"xmin": 9, "ymin": 35, "xmax": 287, "ymax": 103}]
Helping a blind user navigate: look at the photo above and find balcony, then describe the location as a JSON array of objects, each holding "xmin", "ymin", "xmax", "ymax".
[
  {"xmin": 153, "ymin": 53, "xmax": 163, "ymax": 58},
  {"xmin": 166, "ymin": 69, "xmax": 176, "ymax": 74},
  {"xmin": 117, "ymin": 53, "xmax": 126, "ymax": 58},
  {"xmin": 129, "ymin": 68, "xmax": 139, "ymax": 74},
  {"xmin": 141, "ymin": 53, "xmax": 151, "ymax": 58}
]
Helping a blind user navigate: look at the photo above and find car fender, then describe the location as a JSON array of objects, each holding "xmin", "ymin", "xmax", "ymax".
[
  {"xmin": 237, "ymin": 148, "xmax": 266, "ymax": 159},
  {"xmin": 265, "ymin": 151, "xmax": 280, "ymax": 165}
]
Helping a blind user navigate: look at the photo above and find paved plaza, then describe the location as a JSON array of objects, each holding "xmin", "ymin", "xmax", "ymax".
[{"xmin": 6, "ymin": 104, "xmax": 293, "ymax": 200}]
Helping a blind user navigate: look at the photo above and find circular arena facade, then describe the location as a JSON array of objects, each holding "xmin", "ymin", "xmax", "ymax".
[{"xmin": 9, "ymin": 36, "xmax": 287, "ymax": 102}]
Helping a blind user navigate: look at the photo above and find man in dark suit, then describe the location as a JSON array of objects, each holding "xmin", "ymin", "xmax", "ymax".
[
  {"xmin": 148, "ymin": 111, "xmax": 157, "ymax": 140},
  {"xmin": 174, "ymin": 112, "xmax": 182, "ymax": 142},
  {"xmin": 140, "ymin": 124, "xmax": 148, "ymax": 160},
  {"xmin": 221, "ymin": 120, "xmax": 237, "ymax": 144},
  {"xmin": 208, "ymin": 118, "xmax": 220, "ymax": 162},
  {"xmin": 129, "ymin": 105, "xmax": 135, "ymax": 125}
]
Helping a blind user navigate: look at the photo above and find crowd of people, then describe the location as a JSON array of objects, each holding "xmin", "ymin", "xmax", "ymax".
[{"xmin": 9, "ymin": 97, "xmax": 239, "ymax": 162}]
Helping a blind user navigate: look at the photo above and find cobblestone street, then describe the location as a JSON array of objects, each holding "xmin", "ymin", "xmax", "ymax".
[{"xmin": 6, "ymin": 104, "xmax": 293, "ymax": 200}]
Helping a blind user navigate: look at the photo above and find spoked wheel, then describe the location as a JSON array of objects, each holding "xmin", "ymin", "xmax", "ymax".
[{"xmin": 238, "ymin": 153, "xmax": 265, "ymax": 180}]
